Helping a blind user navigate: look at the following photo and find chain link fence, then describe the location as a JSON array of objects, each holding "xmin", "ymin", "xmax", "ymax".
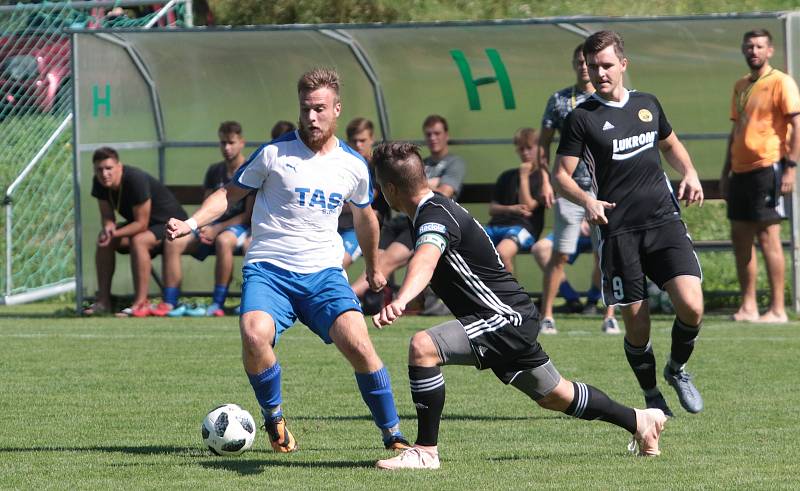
[{"xmin": 1, "ymin": 1, "xmax": 190, "ymax": 304}]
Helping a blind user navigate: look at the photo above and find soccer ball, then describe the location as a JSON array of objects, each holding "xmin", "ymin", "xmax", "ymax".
[{"xmin": 201, "ymin": 404, "xmax": 257, "ymax": 456}]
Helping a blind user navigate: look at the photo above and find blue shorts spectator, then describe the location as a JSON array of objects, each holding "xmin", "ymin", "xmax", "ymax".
[
  {"xmin": 339, "ymin": 228, "xmax": 363, "ymax": 260},
  {"xmin": 191, "ymin": 223, "xmax": 250, "ymax": 261},
  {"xmin": 484, "ymin": 225, "xmax": 535, "ymax": 251}
]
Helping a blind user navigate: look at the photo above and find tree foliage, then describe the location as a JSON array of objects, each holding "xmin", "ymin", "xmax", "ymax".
[{"xmin": 205, "ymin": 0, "xmax": 800, "ymax": 25}]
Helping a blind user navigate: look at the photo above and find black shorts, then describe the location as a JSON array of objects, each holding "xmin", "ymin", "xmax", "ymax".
[
  {"xmin": 378, "ymin": 216, "xmax": 414, "ymax": 251},
  {"xmin": 450, "ymin": 313, "xmax": 549, "ymax": 384},
  {"xmin": 727, "ymin": 164, "xmax": 786, "ymax": 222},
  {"xmin": 598, "ymin": 220, "xmax": 702, "ymax": 306},
  {"xmin": 115, "ymin": 222, "xmax": 166, "ymax": 256}
]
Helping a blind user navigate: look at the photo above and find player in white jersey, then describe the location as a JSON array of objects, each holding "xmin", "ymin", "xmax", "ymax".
[{"xmin": 166, "ymin": 68, "xmax": 409, "ymax": 454}]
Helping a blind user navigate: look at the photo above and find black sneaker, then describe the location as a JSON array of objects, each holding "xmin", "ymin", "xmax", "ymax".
[
  {"xmin": 554, "ymin": 299, "xmax": 584, "ymax": 314},
  {"xmin": 582, "ymin": 302, "xmax": 599, "ymax": 315},
  {"xmin": 644, "ymin": 391, "xmax": 674, "ymax": 418},
  {"xmin": 383, "ymin": 433, "xmax": 412, "ymax": 452},
  {"xmin": 664, "ymin": 366, "xmax": 703, "ymax": 413}
]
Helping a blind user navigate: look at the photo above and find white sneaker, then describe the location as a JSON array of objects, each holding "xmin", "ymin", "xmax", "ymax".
[
  {"xmin": 628, "ymin": 408, "xmax": 667, "ymax": 457},
  {"xmin": 539, "ymin": 317, "xmax": 558, "ymax": 335},
  {"xmin": 602, "ymin": 317, "xmax": 621, "ymax": 334},
  {"xmin": 376, "ymin": 447, "xmax": 440, "ymax": 470}
]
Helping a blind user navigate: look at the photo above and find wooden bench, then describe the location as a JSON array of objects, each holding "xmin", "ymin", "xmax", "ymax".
[{"xmin": 166, "ymin": 178, "xmax": 745, "ymax": 254}]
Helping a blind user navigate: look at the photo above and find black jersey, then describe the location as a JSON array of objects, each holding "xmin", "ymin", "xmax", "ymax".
[
  {"xmin": 556, "ymin": 90, "xmax": 681, "ymax": 238},
  {"xmin": 412, "ymin": 192, "xmax": 535, "ymax": 321},
  {"xmin": 203, "ymin": 161, "xmax": 248, "ymax": 222}
]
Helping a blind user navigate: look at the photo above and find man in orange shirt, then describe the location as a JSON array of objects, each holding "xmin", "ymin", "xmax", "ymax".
[{"xmin": 720, "ymin": 28, "xmax": 800, "ymax": 323}]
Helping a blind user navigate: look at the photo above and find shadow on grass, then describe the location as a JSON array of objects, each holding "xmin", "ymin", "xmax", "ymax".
[
  {"xmin": 198, "ymin": 458, "xmax": 375, "ymax": 475},
  {"xmin": 293, "ymin": 413, "xmax": 554, "ymax": 423},
  {"xmin": 0, "ymin": 445, "xmax": 200, "ymax": 455}
]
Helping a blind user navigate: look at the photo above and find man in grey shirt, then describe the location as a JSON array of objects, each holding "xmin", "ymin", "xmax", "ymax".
[{"xmin": 351, "ymin": 114, "xmax": 466, "ymax": 314}]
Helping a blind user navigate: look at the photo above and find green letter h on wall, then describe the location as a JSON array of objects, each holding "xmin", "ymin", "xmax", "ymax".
[{"xmin": 450, "ymin": 49, "xmax": 515, "ymax": 111}]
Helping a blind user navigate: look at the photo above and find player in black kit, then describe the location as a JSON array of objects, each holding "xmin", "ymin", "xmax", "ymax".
[
  {"xmin": 553, "ymin": 31, "xmax": 705, "ymax": 418},
  {"xmin": 369, "ymin": 142, "xmax": 667, "ymax": 470}
]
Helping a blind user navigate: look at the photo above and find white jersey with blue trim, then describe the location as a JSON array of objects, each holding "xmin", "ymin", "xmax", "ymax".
[{"xmin": 234, "ymin": 130, "xmax": 373, "ymax": 273}]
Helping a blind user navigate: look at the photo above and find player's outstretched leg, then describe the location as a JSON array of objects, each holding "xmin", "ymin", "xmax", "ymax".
[
  {"xmin": 241, "ymin": 311, "xmax": 297, "ymax": 453},
  {"xmin": 330, "ymin": 311, "xmax": 409, "ymax": 451},
  {"xmin": 377, "ymin": 331, "xmax": 444, "ymax": 470},
  {"xmin": 663, "ymin": 276, "xmax": 704, "ymax": 414},
  {"xmin": 513, "ymin": 361, "xmax": 666, "ymax": 457},
  {"xmin": 620, "ymin": 302, "xmax": 674, "ymax": 417}
]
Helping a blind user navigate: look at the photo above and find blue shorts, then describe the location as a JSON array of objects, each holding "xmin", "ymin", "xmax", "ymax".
[
  {"xmin": 339, "ymin": 228, "xmax": 362, "ymax": 260},
  {"xmin": 191, "ymin": 224, "xmax": 249, "ymax": 261},
  {"xmin": 484, "ymin": 225, "xmax": 535, "ymax": 251},
  {"xmin": 544, "ymin": 232, "xmax": 592, "ymax": 264},
  {"xmin": 240, "ymin": 261, "xmax": 363, "ymax": 345}
]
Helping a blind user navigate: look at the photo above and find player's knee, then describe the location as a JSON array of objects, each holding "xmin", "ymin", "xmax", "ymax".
[
  {"xmin": 239, "ymin": 313, "xmax": 275, "ymax": 349},
  {"xmin": 408, "ymin": 331, "xmax": 438, "ymax": 365},
  {"xmin": 215, "ymin": 232, "xmax": 236, "ymax": 252},
  {"xmin": 510, "ymin": 361, "xmax": 562, "ymax": 404}
]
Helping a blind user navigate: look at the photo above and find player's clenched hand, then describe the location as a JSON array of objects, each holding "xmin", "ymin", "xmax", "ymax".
[
  {"xmin": 97, "ymin": 224, "xmax": 115, "ymax": 247},
  {"xmin": 372, "ymin": 301, "xmax": 406, "ymax": 329},
  {"xmin": 584, "ymin": 197, "xmax": 615, "ymax": 225},
  {"xmin": 677, "ymin": 172, "xmax": 704, "ymax": 207},
  {"xmin": 166, "ymin": 217, "xmax": 191, "ymax": 241},
  {"xmin": 780, "ymin": 168, "xmax": 795, "ymax": 194},
  {"xmin": 366, "ymin": 268, "xmax": 387, "ymax": 292}
]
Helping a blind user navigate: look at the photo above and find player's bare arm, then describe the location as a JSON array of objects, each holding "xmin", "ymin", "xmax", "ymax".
[
  {"xmin": 167, "ymin": 183, "xmax": 248, "ymax": 240},
  {"xmin": 97, "ymin": 199, "xmax": 117, "ymax": 246},
  {"xmin": 517, "ymin": 161, "xmax": 540, "ymax": 211},
  {"xmin": 538, "ymin": 127, "xmax": 556, "ymax": 207},
  {"xmin": 352, "ymin": 203, "xmax": 387, "ymax": 292},
  {"xmin": 554, "ymin": 153, "xmax": 615, "ymax": 224},
  {"xmin": 658, "ymin": 131, "xmax": 704, "ymax": 207},
  {"xmin": 113, "ymin": 199, "xmax": 151, "ymax": 238},
  {"xmin": 719, "ymin": 128, "xmax": 735, "ymax": 201},
  {"xmin": 372, "ymin": 243, "xmax": 441, "ymax": 329},
  {"xmin": 781, "ymin": 112, "xmax": 800, "ymax": 193}
]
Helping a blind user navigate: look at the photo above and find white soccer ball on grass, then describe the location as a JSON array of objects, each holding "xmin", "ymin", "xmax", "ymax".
[{"xmin": 201, "ymin": 404, "xmax": 257, "ymax": 456}]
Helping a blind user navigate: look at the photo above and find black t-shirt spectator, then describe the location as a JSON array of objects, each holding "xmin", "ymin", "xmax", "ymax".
[
  {"xmin": 91, "ymin": 165, "xmax": 186, "ymax": 225},
  {"xmin": 203, "ymin": 161, "xmax": 247, "ymax": 222},
  {"xmin": 487, "ymin": 168, "xmax": 545, "ymax": 239}
]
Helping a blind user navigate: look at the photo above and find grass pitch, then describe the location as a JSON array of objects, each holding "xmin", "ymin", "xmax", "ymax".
[{"xmin": 1, "ymin": 309, "xmax": 798, "ymax": 489}]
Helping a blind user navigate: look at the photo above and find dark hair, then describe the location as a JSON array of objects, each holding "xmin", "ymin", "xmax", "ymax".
[
  {"xmin": 218, "ymin": 120, "xmax": 242, "ymax": 136},
  {"xmin": 583, "ymin": 30, "xmax": 625, "ymax": 60},
  {"xmin": 270, "ymin": 120, "xmax": 296, "ymax": 139},
  {"xmin": 297, "ymin": 67, "xmax": 340, "ymax": 100},
  {"xmin": 92, "ymin": 146, "xmax": 119, "ymax": 163},
  {"xmin": 422, "ymin": 114, "xmax": 448, "ymax": 132},
  {"xmin": 572, "ymin": 42, "xmax": 585, "ymax": 62},
  {"xmin": 372, "ymin": 142, "xmax": 427, "ymax": 192},
  {"xmin": 513, "ymin": 127, "xmax": 539, "ymax": 147},
  {"xmin": 743, "ymin": 28, "xmax": 773, "ymax": 45},
  {"xmin": 346, "ymin": 117, "xmax": 374, "ymax": 140}
]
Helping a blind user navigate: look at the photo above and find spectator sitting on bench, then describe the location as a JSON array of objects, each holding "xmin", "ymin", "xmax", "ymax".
[
  {"xmin": 83, "ymin": 146, "xmax": 188, "ymax": 317},
  {"xmin": 158, "ymin": 120, "xmax": 255, "ymax": 317},
  {"xmin": 339, "ymin": 117, "xmax": 392, "ymax": 270},
  {"xmin": 484, "ymin": 127, "xmax": 545, "ymax": 274},
  {"xmin": 270, "ymin": 120, "xmax": 296, "ymax": 140},
  {"xmin": 350, "ymin": 114, "xmax": 466, "ymax": 315}
]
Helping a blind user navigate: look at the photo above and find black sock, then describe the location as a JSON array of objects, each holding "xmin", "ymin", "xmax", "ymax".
[
  {"xmin": 624, "ymin": 338, "xmax": 657, "ymax": 391},
  {"xmin": 408, "ymin": 365, "xmax": 445, "ymax": 447},
  {"xmin": 564, "ymin": 381, "xmax": 637, "ymax": 434},
  {"xmin": 669, "ymin": 317, "xmax": 701, "ymax": 369}
]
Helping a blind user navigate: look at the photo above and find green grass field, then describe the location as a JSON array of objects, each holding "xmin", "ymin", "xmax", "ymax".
[{"xmin": 1, "ymin": 306, "xmax": 798, "ymax": 489}]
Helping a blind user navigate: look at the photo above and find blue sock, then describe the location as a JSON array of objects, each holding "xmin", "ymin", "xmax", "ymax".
[
  {"xmin": 355, "ymin": 367, "xmax": 400, "ymax": 431},
  {"xmin": 558, "ymin": 281, "xmax": 580, "ymax": 302},
  {"xmin": 212, "ymin": 284, "xmax": 228, "ymax": 306},
  {"xmin": 247, "ymin": 363, "xmax": 282, "ymax": 420},
  {"xmin": 163, "ymin": 287, "xmax": 180, "ymax": 307},
  {"xmin": 587, "ymin": 285, "xmax": 602, "ymax": 303}
]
